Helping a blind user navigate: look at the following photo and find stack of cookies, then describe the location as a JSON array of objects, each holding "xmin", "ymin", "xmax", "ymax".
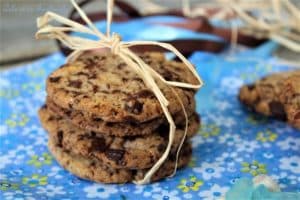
[{"xmin": 39, "ymin": 52, "xmax": 200, "ymax": 183}]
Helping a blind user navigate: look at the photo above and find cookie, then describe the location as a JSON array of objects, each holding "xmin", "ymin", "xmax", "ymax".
[
  {"xmin": 40, "ymin": 106, "xmax": 199, "ymax": 169},
  {"xmin": 48, "ymin": 136, "xmax": 192, "ymax": 183},
  {"xmin": 46, "ymin": 52, "xmax": 198, "ymax": 123},
  {"xmin": 280, "ymin": 74, "xmax": 300, "ymax": 129},
  {"xmin": 238, "ymin": 71, "xmax": 300, "ymax": 120},
  {"xmin": 46, "ymin": 96, "xmax": 196, "ymax": 136}
]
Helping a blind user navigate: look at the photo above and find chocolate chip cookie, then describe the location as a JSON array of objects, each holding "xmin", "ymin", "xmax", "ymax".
[
  {"xmin": 40, "ymin": 106, "xmax": 199, "ymax": 169},
  {"xmin": 239, "ymin": 70, "xmax": 300, "ymax": 128},
  {"xmin": 280, "ymin": 74, "xmax": 300, "ymax": 129},
  {"xmin": 46, "ymin": 95, "xmax": 196, "ymax": 137},
  {"xmin": 48, "ymin": 136, "xmax": 192, "ymax": 183},
  {"xmin": 46, "ymin": 52, "xmax": 198, "ymax": 123}
]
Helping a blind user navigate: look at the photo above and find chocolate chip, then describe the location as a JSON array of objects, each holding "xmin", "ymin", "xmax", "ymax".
[
  {"xmin": 65, "ymin": 110, "xmax": 72, "ymax": 116},
  {"xmin": 93, "ymin": 85, "xmax": 99, "ymax": 93},
  {"xmin": 49, "ymin": 76, "xmax": 61, "ymax": 83},
  {"xmin": 93, "ymin": 117, "xmax": 102, "ymax": 122},
  {"xmin": 90, "ymin": 137, "xmax": 107, "ymax": 152},
  {"xmin": 57, "ymin": 130, "xmax": 63, "ymax": 147},
  {"xmin": 90, "ymin": 131, "xmax": 97, "ymax": 137},
  {"xmin": 124, "ymin": 99, "xmax": 143, "ymax": 114},
  {"xmin": 132, "ymin": 77, "xmax": 143, "ymax": 82},
  {"xmin": 76, "ymin": 72, "xmax": 89, "ymax": 76},
  {"xmin": 122, "ymin": 78, "xmax": 128, "ymax": 82},
  {"xmin": 117, "ymin": 63, "xmax": 126, "ymax": 69},
  {"xmin": 269, "ymin": 101, "xmax": 287, "ymax": 120},
  {"xmin": 247, "ymin": 84, "xmax": 255, "ymax": 91},
  {"xmin": 134, "ymin": 89, "xmax": 154, "ymax": 98},
  {"xmin": 105, "ymin": 149, "xmax": 125, "ymax": 162},
  {"xmin": 42, "ymin": 104, "xmax": 47, "ymax": 109},
  {"xmin": 47, "ymin": 116, "xmax": 55, "ymax": 121},
  {"xmin": 100, "ymin": 90, "xmax": 109, "ymax": 94},
  {"xmin": 68, "ymin": 80, "xmax": 82, "ymax": 88},
  {"xmin": 123, "ymin": 116, "xmax": 138, "ymax": 124},
  {"xmin": 111, "ymin": 89, "xmax": 121, "ymax": 94},
  {"xmin": 294, "ymin": 112, "xmax": 300, "ymax": 120},
  {"xmin": 157, "ymin": 144, "xmax": 166, "ymax": 153}
]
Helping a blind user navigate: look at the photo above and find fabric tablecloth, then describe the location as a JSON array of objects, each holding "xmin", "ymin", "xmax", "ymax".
[{"xmin": 0, "ymin": 17, "xmax": 300, "ymax": 200}]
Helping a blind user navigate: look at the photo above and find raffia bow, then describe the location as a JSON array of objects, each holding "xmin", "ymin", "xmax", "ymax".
[{"xmin": 36, "ymin": 0, "xmax": 203, "ymax": 184}]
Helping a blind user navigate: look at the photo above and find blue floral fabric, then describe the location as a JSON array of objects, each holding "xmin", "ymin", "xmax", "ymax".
[
  {"xmin": 1, "ymin": 40, "xmax": 300, "ymax": 200},
  {"xmin": 1, "ymin": 49, "xmax": 299, "ymax": 200}
]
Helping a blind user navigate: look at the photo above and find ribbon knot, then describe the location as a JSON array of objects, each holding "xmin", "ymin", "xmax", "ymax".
[{"xmin": 109, "ymin": 33, "xmax": 122, "ymax": 54}]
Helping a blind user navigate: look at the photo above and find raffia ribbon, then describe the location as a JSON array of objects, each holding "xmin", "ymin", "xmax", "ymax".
[{"xmin": 36, "ymin": 0, "xmax": 203, "ymax": 184}]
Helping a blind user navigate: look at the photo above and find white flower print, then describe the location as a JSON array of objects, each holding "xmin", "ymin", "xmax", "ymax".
[
  {"xmin": 84, "ymin": 184, "xmax": 118, "ymax": 198},
  {"xmin": 209, "ymin": 115, "xmax": 236, "ymax": 128},
  {"xmin": 220, "ymin": 77, "xmax": 243, "ymax": 94},
  {"xmin": 215, "ymin": 101, "xmax": 231, "ymax": 111},
  {"xmin": 0, "ymin": 125, "xmax": 8, "ymax": 136},
  {"xmin": 277, "ymin": 137, "xmax": 300, "ymax": 151},
  {"xmin": 134, "ymin": 183, "xmax": 161, "ymax": 197},
  {"xmin": 152, "ymin": 189, "xmax": 180, "ymax": 200},
  {"xmin": 48, "ymin": 166, "xmax": 63, "ymax": 179},
  {"xmin": 37, "ymin": 185, "xmax": 65, "ymax": 197},
  {"xmin": 0, "ymin": 173, "xmax": 7, "ymax": 180},
  {"xmin": 9, "ymin": 145, "xmax": 35, "ymax": 157},
  {"xmin": 22, "ymin": 125, "xmax": 44, "ymax": 136},
  {"xmin": 183, "ymin": 193, "xmax": 193, "ymax": 199},
  {"xmin": 271, "ymin": 172, "xmax": 298, "ymax": 188},
  {"xmin": 0, "ymin": 154, "xmax": 14, "ymax": 170},
  {"xmin": 6, "ymin": 145, "xmax": 35, "ymax": 165},
  {"xmin": 198, "ymin": 184, "xmax": 229, "ymax": 200},
  {"xmin": 216, "ymin": 152, "xmax": 243, "ymax": 166},
  {"xmin": 193, "ymin": 162, "xmax": 225, "ymax": 180},
  {"xmin": 0, "ymin": 77, "xmax": 10, "ymax": 87},
  {"xmin": 4, "ymin": 190, "xmax": 35, "ymax": 200},
  {"xmin": 279, "ymin": 156, "xmax": 300, "ymax": 173},
  {"xmin": 236, "ymin": 140, "xmax": 260, "ymax": 153},
  {"xmin": 218, "ymin": 133, "xmax": 241, "ymax": 146},
  {"xmin": 191, "ymin": 136, "xmax": 214, "ymax": 148}
]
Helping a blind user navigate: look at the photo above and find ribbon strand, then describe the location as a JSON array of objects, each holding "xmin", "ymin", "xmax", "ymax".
[{"xmin": 35, "ymin": 0, "xmax": 203, "ymax": 184}]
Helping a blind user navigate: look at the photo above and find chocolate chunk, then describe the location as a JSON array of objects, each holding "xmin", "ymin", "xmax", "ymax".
[
  {"xmin": 47, "ymin": 116, "xmax": 55, "ymax": 121},
  {"xmin": 134, "ymin": 89, "xmax": 155, "ymax": 98},
  {"xmin": 105, "ymin": 149, "xmax": 125, "ymax": 162},
  {"xmin": 294, "ymin": 111, "xmax": 300, "ymax": 120},
  {"xmin": 157, "ymin": 144, "xmax": 166, "ymax": 153},
  {"xmin": 49, "ymin": 76, "xmax": 61, "ymax": 83},
  {"xmin": 90, "ymin": 137, "xmax": 107, "ymax": 152},
  {"xmin": 93, "ymin": 117, "xmax": 102, "ymax": 122},
  {"xmin": 117, "ymin": 63, "xmax": 126, "ymax": 69},
  {"xmin": 57, "ymin": 130, "xmax": 63, "ymax": 147},
  {"xmin": 42, "ymin": 104, "xmax": 47, "ymax": 109},
  {"xmin": 132, "ymin": 77, "xmax": 143, "ymax": 83},
  {"xmin": 76, "ymin": 72, "xmax": 89, "ymax": 76},
  {"xmin": 123, "ymin": 116, "xmax": 138, "ymax": 124},
  {"xmin": 124, "ymin": 99, "xmax": 143, "ymax": 114},
  {"xmin": 269, "ymin": 101, "xmax": 287, "ymax": 120},
  {"xmin": 68, "ymin": 80, "xmax": 82, "ymax": 88},
  {"xmin": 93, "ymin": 85, "xmax": 99, "ymax": 93},
  {"xmin": 65, "ymin": 110, "xmax": 72, "ymax": 116},
  {"xmin": 247, "ymin": 84, "xmax": 255, "ymax": 91},
  {"xmin": 111, "ymin": 89, "xmax": 121, "ymax": 94}
]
